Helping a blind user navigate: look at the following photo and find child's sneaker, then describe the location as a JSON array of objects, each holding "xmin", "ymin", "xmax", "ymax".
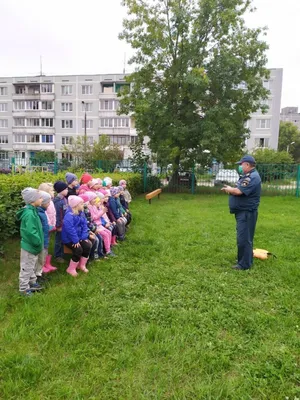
[
  {"xmin": 37, "ymin": 276, "xmax": 48, "ymax": 285},
  {"xmin": 20, "ymin": 289, "xmax": 33, "ymax": 297},
  {"xmin": 107, "ymin": 251, "xmax": 117, "ymax": 257},
  {"xmin": 29, "ymin": 283, "xmax": 44, "ymax": 292}
]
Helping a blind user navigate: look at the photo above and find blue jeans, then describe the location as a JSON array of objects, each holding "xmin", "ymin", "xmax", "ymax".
[
  {"xmin": 54, "ymin": 230, "xmax": 64, "ymax": 258},
  {"xmin": 235, "ymin": 211, "xmax": 258, "ymax": 270}
]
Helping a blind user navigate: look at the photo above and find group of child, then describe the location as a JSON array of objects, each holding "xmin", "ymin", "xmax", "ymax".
[{"xmin": 17, "ymin": 172, "xmax": 132, "ymax": 296}]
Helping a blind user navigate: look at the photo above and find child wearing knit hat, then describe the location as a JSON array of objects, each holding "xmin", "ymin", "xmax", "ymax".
[
  {"xmin": 35, "ymin": 191, "xmax": 57, "ymax": 282},
  {"xmin": 16, "ymin": 188, "xmax": 44, "ymax": 296},
  {"xmin": 38, "ymin": 182, "xmax": 57, "ymax": 273},
  {"xmin": 79, "ymin": 173, "xmax": 93, "ymax": 195},
  {"xmin": 61, "ymin": 196, "xmax": 94, "ymax": 276},
  {"xmin": 53, "ymin": 181, "xmax": 69, "ymax": 263},
  {"xmin": 65, "ymin": 172, "xmax": 79, "ymax": 198}
]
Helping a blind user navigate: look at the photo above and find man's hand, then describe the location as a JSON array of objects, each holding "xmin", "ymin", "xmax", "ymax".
[
  {"xmin": 72, "ymin": 242, "xmax": 80, "ymax": 248},
  {"xmin": 221, "ymin": 185, "xmax": 232, "ymax": 194}
]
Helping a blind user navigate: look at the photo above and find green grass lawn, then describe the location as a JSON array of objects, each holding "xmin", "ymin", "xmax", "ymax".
[{"xmin": 0, "ymin": 194, "xmax": 300, "ymax": 399}]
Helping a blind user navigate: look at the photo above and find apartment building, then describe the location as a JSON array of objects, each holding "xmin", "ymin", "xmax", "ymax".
[
  {"xmin": 0, "ymin": 74, "xmax": 139, "ymax": 164},
  {"xmin": 245, "ymin": 68, "xmax": 283, "ymax": 151},
  {"xmin": 280, "ymin": 106, "xmax": 300, "ymax": 130}
]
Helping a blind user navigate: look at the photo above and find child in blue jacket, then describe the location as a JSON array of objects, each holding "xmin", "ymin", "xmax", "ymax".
[
  {"xmin": 62, "ymin": 196, "xmax": 93, "ymax": 276},
  {"xmin": 53, "ymin": 181, "xmax": 68, "ymax": 263}
]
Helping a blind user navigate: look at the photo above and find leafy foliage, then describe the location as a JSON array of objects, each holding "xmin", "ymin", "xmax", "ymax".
[
  {"xmin": 119, "ymin": 0, "xmax": 269, "ymax": 168},
  {"xmin": 278, "ymin": 121, "xmax": 300, "ymax": 162},
  {"xmin": 252, "ymin": 148, "xmax": 294, "ymax": 164}
]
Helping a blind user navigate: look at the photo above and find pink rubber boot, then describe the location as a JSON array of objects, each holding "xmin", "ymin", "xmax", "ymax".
[
  {"xmin": 45, "ymin": 255, "xmax": 57, "ymax": 272},
  {"xmin": 111, "ymin": 235, "xmax": 118, "ymax": 246},
  {"xmin": 66, "ymin": 260, "xmax": 79, "ymax": 277},
  {"xmin": 78, "ymin": 257, "xmax": 89, "ymax": 273}
]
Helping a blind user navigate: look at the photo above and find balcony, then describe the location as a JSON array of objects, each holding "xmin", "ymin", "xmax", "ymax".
[
  {"xmin": 98, "ymin": 127, "xmax": 130, "ymax": 135},
  {"xmin": 13, "ymin": 143, "xmax": 56, "ymax": 151},
  {"xmin": 13, "ymin": 127, "xmax": 55, "ymax": 135},
  {"xmin": 12, "ymin": 110, "xmax": 55, "ymax": 118},
  {"xmin": 40, "ymin": 93, "xmax": 55, "ymax": 101},
  {"xmin": 99, "ymin": 92, "xmax": 118, "ymax": 99},
  {"xmin": 12, "ymin": 93, "xmax": 41, "ymax": 100}
]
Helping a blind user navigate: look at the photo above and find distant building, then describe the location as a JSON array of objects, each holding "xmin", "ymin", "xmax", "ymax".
[
  {"xmin": 280, "ymin": 107, "xmax": 300, "ymax": 130},
  {"xmin": 0, "ymin": 73, "xmax": 147, "ymax": 165},
  {"xmin": 246, "ymin": 68, "xmax": 283, "ymax": 151}
]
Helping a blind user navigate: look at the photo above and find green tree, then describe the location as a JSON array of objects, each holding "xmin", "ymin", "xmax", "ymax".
[
  {"xmin": 31, "ymin": 151, "xmax": 55, "ymax": 164},
  {"xmin": 91, "ymin": 135, "xmax": 123, "ymax": 163},
  {"xmin": 252, "ymin": 148, "xmax": 294, "ymax": 164},
  {"xmin": 129, "ymin": 138, "xmax": 150, "ymax": 171},
  {"xmin": 119, "ymin": 0, "xmax": 269, "ymax": 177},
  {"xmin": 278, "ymin": 121, "xmax": 300, "ymax": 161},
  {"xmin": 61, "ymin": 136, "xmax": 92, "ymax": 168}
]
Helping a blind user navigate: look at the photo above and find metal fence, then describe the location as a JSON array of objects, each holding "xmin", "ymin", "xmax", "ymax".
[{"xmin": 143, "ymin": 163, "xmax": 300, "ymax": 197}]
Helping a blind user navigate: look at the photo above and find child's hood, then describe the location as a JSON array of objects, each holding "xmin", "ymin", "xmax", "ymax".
[{"xmin": 16, "ymin": 205, "xmax": 35, "ymax": 221}]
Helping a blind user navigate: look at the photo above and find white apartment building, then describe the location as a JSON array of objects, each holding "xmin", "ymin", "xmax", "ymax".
[
  {"xmin": 0, "ymin": 74, "xmax": 139, "ymax": 165},
  {"xmin": 245, "ymin": 68, "xmax": 283, "ymax": 151},
  {"xmin": 280, "ymin": 107, "xmax": 300, "ymax": 130}
]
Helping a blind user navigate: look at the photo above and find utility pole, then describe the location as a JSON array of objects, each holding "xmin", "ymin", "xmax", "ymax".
[{"xmin": 82, "ymin": 101, "xmax": 87, "ymax": 168}]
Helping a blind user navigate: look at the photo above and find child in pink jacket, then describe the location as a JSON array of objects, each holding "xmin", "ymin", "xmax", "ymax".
[
  {"xmin": 38, "ymin": 182, "xmax": 57, "ymax": 272},
  {"xmin": 86, "ymin": 192, "xmax": 116, "ymax": 256}
]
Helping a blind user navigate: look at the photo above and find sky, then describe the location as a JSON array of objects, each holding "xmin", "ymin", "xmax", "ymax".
[{"xmin": 0, "ymin": 0, "xmax": 299, "ymax": 108}]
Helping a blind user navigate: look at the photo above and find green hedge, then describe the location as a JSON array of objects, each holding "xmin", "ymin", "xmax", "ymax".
[{"xmin": 0, "ymin": 171, "xmax": 143, "ymax": 248}]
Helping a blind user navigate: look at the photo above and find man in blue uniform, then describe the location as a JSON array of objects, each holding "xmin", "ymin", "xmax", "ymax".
[{"xmin": 221, "ymin": 155, "xmax": 261, "ymax": 270}]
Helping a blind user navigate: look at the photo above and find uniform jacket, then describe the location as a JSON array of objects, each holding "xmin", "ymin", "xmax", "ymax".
[
  {"xmin": 229, "ymin": 169, "xmax": 262, "ymax": 213},
  {"xmin": 37, "ymin": 206, "xmax": 50, "ymax": 248},
  {"xmin": 53, "ymin": 195, "xmax": 68, "ymax": 228},
  {"xmin": 16, "ymin": 205, "xmax": 44, "ymax": 255},
  {"xmin": 62, "ymin": 208, "xmax": 89, "ymax": 244}
]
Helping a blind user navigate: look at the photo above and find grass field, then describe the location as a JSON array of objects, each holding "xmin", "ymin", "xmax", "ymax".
[{"xmin": 0, "ymin": 194, "xmax": 300, "ymax": 399}]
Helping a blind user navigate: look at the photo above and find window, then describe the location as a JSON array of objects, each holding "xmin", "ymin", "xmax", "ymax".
[
  {"xmin": 61, "ymin": 103, "xmax": 73, "ymax": 112},
  {"xmin": 14, "ymin": 101, "xmax": 25, "ymax": 110},
  {"xmin": 15, "ymin": 86, "xmax": 25, "ymax": 94},
  {"xmin": 0, "ymin": 103, "xmax": 7, "ymax": 112},
  {"xmin": 27, "ymin": 118, "xmax": 40, "ymax": 127},
  {"xmin": 0, "ymin": 151, "xmax": 9, "ymax": 159},
  {"xmin": 61, "ymin": 85, "xmax": 73, "ymax": 95},
  {"xmin": 263, "ymin": 80, "xmax": 270, "ymax": 90},
  {"xmin": 82, "ymin": 85, "xmax": 93, "ymax": 95},
  {"xmin": 27, "ymin": 134, "xmax": 40, "ymax": 143},
  {"xmin": 256, "ymin": 119, "xmax": 271, "ymax": 129},
  {"xmin": 115, "ymin": 83, "xmax": 130, "ymax": 93},
  {"xmin": 62, "ymin": 136, "xmax": 73, "ymax": 145},
  {"xmin": 41, "ymin": 118, "xmax": 53, "ymax": 127},
  {"xmin": 114, "ymin": 118, "xmax": 129, "ymax": 128},
  {"xmin": 0, "ymin": 119, "xmax": 8, "ymax": 128},
  {"xmin": 100, "ymin": 118, "xmax": 113, "ymax": 128},
  {"xmin": 14, "ymin": 118, "xmax": 25, "ymax": 127},
  {"xmin": 82, "ymin": 120, "xmax": 93, "ymax": 129},
  {"xmin": 41, "ymin": 101, "xmax": 53, "ymax": 110},
  {"xmin": 14, "ymin": 134, "xmax": 26, "ymax": 143},
  {"xmin": 100, "ymin": 99, "xmax": 114, "ymax": 110},
  {"xmin": 41, "ymin": 84, "xmax": 53, "ymax": 93},
  {"xmin": 26, "ymin": 101, "xmax": 39, "ymax": 110},
  {"xmin": 62, "ymin": 120, "xmax": 73, "ymax": 128},
  {"xmin": 109, "ymin": 135, "xmax": 129, "ymax": 145},
  {"xmin": 0, "ymin": 87, "xmax": 8, "ymax": 96},
  {"xmin": 81, "ymin": 102, "xmax": 92, "ymax": 112},
  {"xmin": 62, "ymin": 153, "xmax": 73, "ymax": 161},
  {"xmin": 42, "ymin": 135, "xmax": 54, "ymax": 143},
  {"xmin": 255, "ymin": 138, "xmax": 269, "ymax": 148},
  {"xmin": 0, "ymin": 135, "xmax": 8, "ymax": 143},
  {"xmin": 102, "ymin": 84, "xmax": 113, "ymax": 93},
  {"xmin": 131, "ymin": 136, "xmax": 138, "ymax": 144}
]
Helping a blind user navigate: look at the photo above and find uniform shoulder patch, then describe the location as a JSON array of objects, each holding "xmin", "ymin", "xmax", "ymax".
[{"xmin": 241, "ymin": 177, "xmax": 251, "ymax": 187}]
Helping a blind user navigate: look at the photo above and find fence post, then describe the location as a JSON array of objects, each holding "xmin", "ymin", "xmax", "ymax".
[
  {"xmin": 191, "ymin": 165, "xmax": 195, "ymax": 194},
  {"xmin": 296, "ymin": 165, "xmax": 300, "ymax": 198},
  {"xmin": 143, "ymin": 162, "xmax": 147, "ymax": 193},
  {"xmin": 54, "ymin": 158, "xmax": 58, "ymax": 175},
  {"xmin": 11, "ymin": 157, "xmax": 15, "ymax": 174}
]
